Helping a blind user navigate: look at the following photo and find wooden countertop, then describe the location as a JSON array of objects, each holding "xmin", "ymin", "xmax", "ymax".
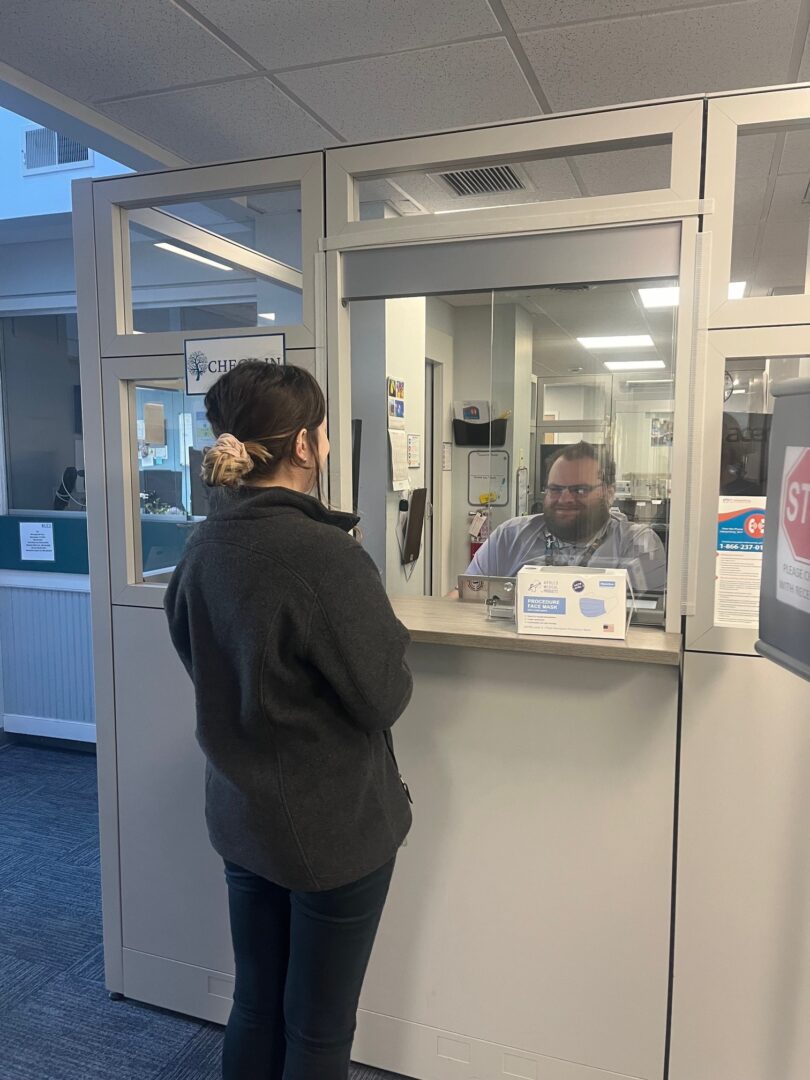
[{"xmin": 391, "ymin": 597, "xmax": 682, "ymax": 667}]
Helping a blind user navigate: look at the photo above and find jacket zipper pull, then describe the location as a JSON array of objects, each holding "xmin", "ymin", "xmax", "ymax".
[{"xmin": 400, "ymin": 776, "xmax": 413, "ymax": 804}]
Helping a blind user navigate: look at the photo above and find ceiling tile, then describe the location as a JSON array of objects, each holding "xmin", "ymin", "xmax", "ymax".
[
  {"xmin": 503, "ymin": 0, "xmax": 740, "ymax": 31},
  {"xmin": 98, "ymin": 79, "xmax": 337, "ymax": 164},
  {"xmin": 0, "ymin": 0, "xmax": 253, "ymax": 103},
  {"xmin": 571, "ymin": 144, "xmax": 671, "ymax": 195},
  {"xmin": 733, "ymin": 175, "xmax": 768, "ymax": 225},
  {"xmin": 735, "ymin": 132, "xmax": 778, "ymax": 179},
  {"xmin": 190, "ymin": 0, "xmax": 501, "ymax": 70},
  {"xmin": 768, "ymin": 172, "xmax": 810, "ymax": 221},
  {"xmin": 754, "ymin": 218, "xmax": 807, "ymax": 290},
  {"xmin": 779, "ymin": 129, "xmax": 810, "ymax": 174},
  {"xmin": 277, "ymin": 39, "xmax": 540, "ymax": 142},
  {"xmin": 519, "ymin": 0, "xmax": 801, "ymax": 113}
]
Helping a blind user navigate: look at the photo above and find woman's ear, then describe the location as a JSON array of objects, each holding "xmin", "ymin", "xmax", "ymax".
[{"xmin": 295, "ymin": 427, "xmax": 310, "ymax": 464}]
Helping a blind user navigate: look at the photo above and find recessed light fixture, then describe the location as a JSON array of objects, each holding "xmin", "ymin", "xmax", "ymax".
[
  {"xmin": 604, "ymin": 359, "xmax": 666, "ymax": 372},
  {"xmin": 155, "ymin": 241, "xmax": 233, "ymax": 271},
  {"xmin": 258, "ymin": 312, "xmax": 276, "ymax": 321},
  {"xmin": 639, "ymin": 286, "xmax": 680, "ymax": 309},
  {"xmin": 578, "ymin": 335, "xmax": 654, "ymax": 350},
  {"xmin": 728, "ymin": 281, "xmax": 747, "ymax": 299}
]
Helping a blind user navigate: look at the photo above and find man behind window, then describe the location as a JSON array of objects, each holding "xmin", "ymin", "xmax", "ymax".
[{"xmin": 465, "ymin": 441, "xmax": 667, "ymax": 593}]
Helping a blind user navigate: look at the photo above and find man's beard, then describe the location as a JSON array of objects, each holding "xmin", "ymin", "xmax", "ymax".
[{"xmin": 545, "ymin": 498, "xmax": 611, "ymax": 542}]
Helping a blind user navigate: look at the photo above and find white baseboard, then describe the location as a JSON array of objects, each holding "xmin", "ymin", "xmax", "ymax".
[{"xmin": 3, "ymin": 714, "xmax": 96, "ymax": 743}]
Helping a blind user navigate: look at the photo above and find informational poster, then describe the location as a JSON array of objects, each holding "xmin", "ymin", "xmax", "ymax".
[
  {"xmin": 388, "ymin": 430, "xmax": 408, "ymax": 491},
  {"xmin": 775, "ymin": 445, "xmax": 810, "ymax": 616},
  {"xmin": 387, "ymin": 377, "xmax": 406, "ymax": 430},
  {"xmin": 184, "ymin": 334, "xmax": 285, "ymax": 396},
  {"xmin": 468, "ymin": 450, "xmax": 509, "ymax": 507},
  {"xmin": 192, "ymin": 408, "xmax": 216, "ymax": 451},
  {"xmin": 407, "ymin": 434, "xmax": 421, "ymax": 468},
  {"xmin": 714, "ymin": 496, "xmax": 767, "ymax": 628},
  {"xmin": 20, "ymin": 522, "xmax": 55, "ymax": 562}
]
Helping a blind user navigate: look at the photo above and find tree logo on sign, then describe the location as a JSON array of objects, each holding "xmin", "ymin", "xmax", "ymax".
[{"xmin": 187, "ymin": 350, "xmax": 208, "ymax": 382}]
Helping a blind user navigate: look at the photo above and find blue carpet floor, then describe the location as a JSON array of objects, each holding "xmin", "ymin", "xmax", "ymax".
[{"xmin": 0, "ymin": 743, "xmax": 406, "ymax": 1080}]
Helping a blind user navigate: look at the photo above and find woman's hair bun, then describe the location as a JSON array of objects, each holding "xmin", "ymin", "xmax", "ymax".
[{"xmin": 202, "ymin": 433, "xmax": 259, "ymax": 488}]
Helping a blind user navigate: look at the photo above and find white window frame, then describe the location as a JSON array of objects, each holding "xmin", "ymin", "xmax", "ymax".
[
  {"xmin": 685, "ymin": 324, "xmax": 810, "ymax": 654},
  {"xmin": 704, "ymin": 86, "xmax": 810, "ymax": 328},
  {"xmin": 325, "ymin": 99, "xmax": 703, "ymax": 249},
  {"xmin": 91, "ymin": 153, "xmax": 324, "ymax": 358}
]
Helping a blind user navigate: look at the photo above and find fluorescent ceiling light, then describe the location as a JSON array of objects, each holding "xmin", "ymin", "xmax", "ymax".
[
  {"xmin": 731, "ymin": 388, "xmax": 747, "ymax": 394},
  {"xmin": 604, "ymin": 359, "xmax": 666, "ymax": 372},
  {"xmin": 728, "ymin": 281, "xmax": 747, "ymax": 299},
  {"xmin": 639, "ymin": 286, "xmax": 679, "ymax": 309},
  {"xmin": 132, "ymin": 330, "xmax": 144, "ymax": 334},
  {"xmin": 258, "ymin": 312, "xmax": 276, "ymax": 321},
  {"xmin": 154, "ymin": 241, "xmax": 233, "ymax": 271},
  {"xmin": 578, "ymin": 334, "xmax": 654, "ymax": 350}
]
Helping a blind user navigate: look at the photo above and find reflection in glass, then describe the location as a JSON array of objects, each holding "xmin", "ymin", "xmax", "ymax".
[
  {"xmin": 126, "ymin": 187, "xmax": 303, "ymax": 334},
  {"xmin": 133, "ymin": 381, "xmax": 211, "ymax": 581},
  {"xmin": 720, "ymin": 356, "xmax": 810, "ymax": 498},
  {"xmin": 732, "ymin": 122, "xmax": 810, "ymax": 298}
]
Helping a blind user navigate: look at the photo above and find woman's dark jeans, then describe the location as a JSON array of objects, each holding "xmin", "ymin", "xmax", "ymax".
[{"xmin": 222, "ymin": 857, "xmax": 396, "ymax": 1080}]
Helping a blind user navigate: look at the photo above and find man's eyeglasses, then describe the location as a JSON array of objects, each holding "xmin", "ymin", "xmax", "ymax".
[{"xmin": 544, "ymin": 483, "xmax": 604, "ymax": 499}]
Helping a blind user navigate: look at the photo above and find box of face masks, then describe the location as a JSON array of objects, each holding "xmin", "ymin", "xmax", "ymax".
[{"xmin": 516, "ymin": 566, "xmax": 628, "ymax": 640}]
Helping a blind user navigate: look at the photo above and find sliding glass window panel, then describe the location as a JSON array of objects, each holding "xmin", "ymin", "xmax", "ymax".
[
  {"xmin": 125, "ymin": 187, "xmax": 303, "ymax": 334},
  {"xmin": 357, "ymin": 138, "xmax": 672, "ymax": 220},
  {"xmin": 492, "ymin": 278, "xmax": 677, "ymax": 625},
  {"xmin": 131, "ymin": 379, "xmax": 212, "ymax": 583},
  {"xmin": 732, "ymin": 121, "xmax": 810, "ymax": 299}
]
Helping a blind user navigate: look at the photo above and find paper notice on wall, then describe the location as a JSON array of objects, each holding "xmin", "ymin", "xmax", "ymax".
[
  {"xmin": 143, "ymin": 403, "xmax": 166, "ymax": 446},
  {"xmin": 714, "ymin": 496, "xmax": 767, "ymax": 628},
  {"xmin": 20, "ymin": 522, "xmax": 55, "ymax": 562},
  {"xmin": 388, "ymin": 430, "xmax": 408, "ymax": 491}
]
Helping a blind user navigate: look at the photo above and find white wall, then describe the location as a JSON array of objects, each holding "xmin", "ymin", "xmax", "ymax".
[
  {"xmin": 385, "ymin": 297, "xmax": 426, "ymax": 597},
  {"xmin": 426, "ymin": 298, "xmax": 454, "ymax": 596}
]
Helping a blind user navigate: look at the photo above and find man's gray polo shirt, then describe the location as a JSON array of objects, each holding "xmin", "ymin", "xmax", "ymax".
[{"xmin": 466, "ymin": 509, "xmax": 667, "ymax": 592}]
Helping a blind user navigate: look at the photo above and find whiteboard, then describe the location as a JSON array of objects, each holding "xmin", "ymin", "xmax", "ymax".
[{"xmin": 468, "ymin": 450, "xmax": 510, "ymax": 507}]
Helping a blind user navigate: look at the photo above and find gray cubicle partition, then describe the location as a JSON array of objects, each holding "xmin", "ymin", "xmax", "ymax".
[{"xmin": 756, "ymin": 377, "xmax": 810, "ymax": 682}]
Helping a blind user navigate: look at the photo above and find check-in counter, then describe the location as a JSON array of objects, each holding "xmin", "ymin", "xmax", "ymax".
[{"xmin": 351, "ymin": 599, "xmax": 681, "ymax": 1080}]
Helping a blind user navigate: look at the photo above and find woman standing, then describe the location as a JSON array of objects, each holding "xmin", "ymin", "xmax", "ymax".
[{"xmin": 165, "ymin": 362, "xmax": 413, "ymax": 1080}]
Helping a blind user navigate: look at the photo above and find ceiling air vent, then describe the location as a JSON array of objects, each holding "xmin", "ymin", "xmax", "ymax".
[
  {"xmin": 23, "ymin": 127, "xmax": 91, "ymax": 173},
  {"xmin": 437, "ymin": 164, "xmax": 525, "ymax": 197}
]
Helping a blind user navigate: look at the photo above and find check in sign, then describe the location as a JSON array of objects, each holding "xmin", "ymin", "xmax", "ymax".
[{"xmin": 184, "ymin": 334, "xmax": 285, "ymax": 396}]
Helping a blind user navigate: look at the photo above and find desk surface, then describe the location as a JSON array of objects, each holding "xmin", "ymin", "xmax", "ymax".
[{"xmin": 391, "ymin": 597, "xmax": 682, "ymax": 666}]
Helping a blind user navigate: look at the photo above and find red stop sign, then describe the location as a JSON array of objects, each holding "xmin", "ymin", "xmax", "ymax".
[{"xmin": 783, "ymin": 447, "xmax": 810, "ymax": 563}]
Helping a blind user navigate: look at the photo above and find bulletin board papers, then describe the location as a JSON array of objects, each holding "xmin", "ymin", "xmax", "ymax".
[
  {"xmin": 407, "ymin": 434, "xmax": 421, "ymax": 468},
  {"xmin": 388, "ymin": 430, "xmax": 409, "ymax": 491},
  {"xmin": 468, "ymin": 450, "xmax": 509, "ymax": 507},
  {"xmin": 20, "ymin": 522, "xmax": 55, "ymax": 562},
  {"xmin": 714, "ymin": 496, "xmax": 767, "ymax": 629}
]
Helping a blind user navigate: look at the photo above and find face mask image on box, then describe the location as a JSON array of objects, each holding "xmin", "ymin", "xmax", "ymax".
[{"xmin": 579, "ymin": 597, "xmax": 607, "ymax": 618}]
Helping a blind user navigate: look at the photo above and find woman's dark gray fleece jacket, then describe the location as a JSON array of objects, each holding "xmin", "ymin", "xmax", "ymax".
[{"xmin": 164, "ymin": 486, "xmax": 413, "ymax": 891}]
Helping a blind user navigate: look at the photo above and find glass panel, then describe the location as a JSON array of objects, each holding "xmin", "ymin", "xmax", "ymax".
[
  {"xmin": 541, "ymin": 377, "xmax": 609, "ymax": 424},
  {"xmin": 131, "ymin": 379, "xmax": 212, "ymax": 582},
  {"xmin": 731, "ymin": 121, "xmax": 810, "ymax": 298},
  {"xmin": 491, "ymin": 279, "xmax": 677, "ymax": 624},
  {"xmin": 714, "ymin": 355, "xmax": 810, "ymax": 630},
  {"xmin": 126, "ymin": 187, "xmax": 303, "ymax": 334},
  {"xmin": 357, "ymin": 138, "xmax": 672, "ymax": 220},
  {"xmin": 348, "ymin": 268, "xmax": 677, "ymax": 626},
  {"xmin": 0, "ymin": 313, "xmax": 85, "ymax": 512}
]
